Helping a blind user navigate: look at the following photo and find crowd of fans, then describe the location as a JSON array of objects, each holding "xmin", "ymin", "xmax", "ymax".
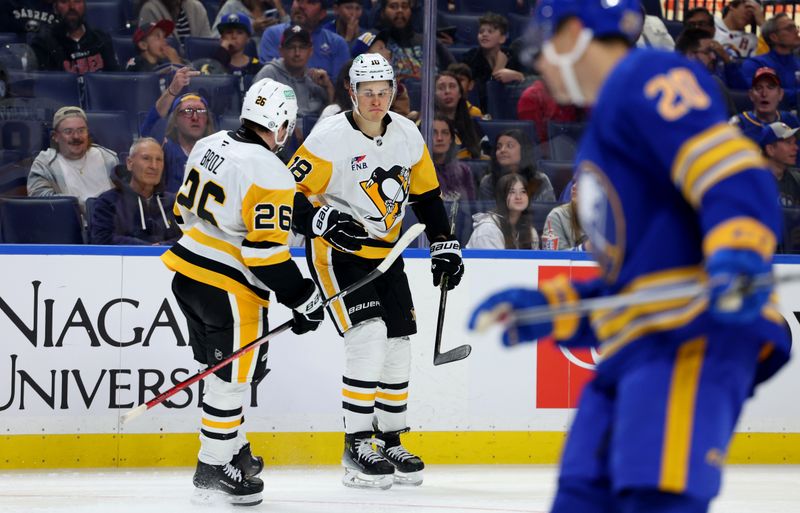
[{"xmin": 1, "ymin": 0, "xmax": 800, "ymax": 251}]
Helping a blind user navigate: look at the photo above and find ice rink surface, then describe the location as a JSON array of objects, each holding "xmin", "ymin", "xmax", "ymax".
[{"xmin": 1, "ymin": 465, "xmax": 799, "ymax": 513}]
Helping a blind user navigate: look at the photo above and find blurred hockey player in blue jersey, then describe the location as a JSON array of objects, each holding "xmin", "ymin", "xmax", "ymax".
[{"xmin": 468, "ymin": 1, "xmax": 791, "ymax": 512}]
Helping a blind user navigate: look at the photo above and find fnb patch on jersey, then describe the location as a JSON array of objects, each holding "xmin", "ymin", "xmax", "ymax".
[{"xmin": 351, "ymin": 155, "xmax": 367, "ymax": 171}]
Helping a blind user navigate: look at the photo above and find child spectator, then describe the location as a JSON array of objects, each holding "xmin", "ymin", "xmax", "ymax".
[
  {"xmin": 460, "ymin": 12, "xmax": 524, "ymax": 112},
  {"xmin": 478, "ymin": 129, "xmax": 555, "ymax": 203},
  {"xmin": 212, "ymin": 13, "xmax": 262, "ymax": 76},
  {"xmin": 467, "ymin": 173, "xmax": 539, "ymax": 249},
  {"xmin": 350, "ymin": 30, "xmax": 392, "ymax": 62},
  {"xmin": 126, "ymin": 20, "xmax": 184, "ymax": 72},
  {"xmin": 541, "ymin": 182, "xmax": 587, "ymax": 250},
  {"xmin": 435, "ymin": 71, "xmax": 482, "ymax": 159},
  {"xmin": 324, "ymin": 0, "xmax": 366, "ymax": 46},
  {"xmin": 431, "ymin": 116, "xmax": 476, "ymax": 200},
  {"xmin": 212, "ymin": 0, "xmax": 287, "ymax": 38},
  {"xmin": 89, "ymin": 137, "xmax": 181, "ymax": 245}
]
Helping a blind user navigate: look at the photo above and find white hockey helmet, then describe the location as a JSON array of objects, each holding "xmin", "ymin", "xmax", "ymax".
[
  {"xmin": 240, "ymin": 78, "xmax": 298, "ymax": 151},
  {"xmin": 348, "ymin": 53, "xmax": 396, "ymax": 110}
]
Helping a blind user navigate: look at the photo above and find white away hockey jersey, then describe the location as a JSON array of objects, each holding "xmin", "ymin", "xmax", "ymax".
[
  {"xmin": 162, "ymin": 129, "xmax": 296, "ymax": 306},
  {"xmin": 290, "ymin": 111, "xmax": 440, "ymax": 259}
]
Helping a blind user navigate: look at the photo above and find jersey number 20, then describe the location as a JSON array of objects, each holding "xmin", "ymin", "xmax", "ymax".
[
  {"xmin": 176, "ymin": 168, "xmax": 226, "ymax": 226},
  {"xmin": 644, "ymin": 68, "xmax": 710, "ymax": 122}
]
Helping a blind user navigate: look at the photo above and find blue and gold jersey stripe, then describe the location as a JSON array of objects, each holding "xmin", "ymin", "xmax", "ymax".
[{"xmin": 672, "ymin": 123, "xmax": 765, "ymax": 207}]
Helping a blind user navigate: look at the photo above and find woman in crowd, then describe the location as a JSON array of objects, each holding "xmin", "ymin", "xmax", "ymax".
[
  {"xmin": 478, "ymin": 129, "xmax": 555, "ymax": 203},
  {"xmin": 434, "ymin": 71, "xmax": 483, "ymax": 159},
  {"xmin": 431, "ymin": 115, "xmax": 476, "ymax": 200},
  {"xmin": 541, "ymin": 182, "xmax": 587, "ymax": 250},
  {"xmin": 467, "ymin": 174, "xmax": 539, "ymax": 249}
]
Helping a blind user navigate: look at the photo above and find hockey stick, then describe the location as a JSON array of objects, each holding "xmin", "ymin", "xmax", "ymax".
[
  {"xmin": 473, "ymin": 272, "xmax": 800, "ymax": 333},
  {"xmin": 122, "ymin": 223, "xmax": 427, "ymax": 424},
  {"xmin": 433, "ymin": 199, "xmax": 471, "ymax": 366}
]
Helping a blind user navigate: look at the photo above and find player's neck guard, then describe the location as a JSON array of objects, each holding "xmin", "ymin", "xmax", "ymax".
[{"xmin": 542, "ymin": 28, "xmax": 593, "ymax": 106}]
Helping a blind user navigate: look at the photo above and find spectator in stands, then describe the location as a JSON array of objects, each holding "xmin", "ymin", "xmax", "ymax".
[
  {"xmin": 139, "ymin": 0, "xmax": 213, "ymax": 40},
  {"xmin": 213, "ymin": 0, "xmax": 287, "ymax": 38},
  {"xmin": 466, "ymin": 174, "xmax": 539, "ymax": 250},
  {"xmin": 730, "ymin": 67, "xmax": 799, "ymax": 143},
  {"xmin": 258, "ymin": 0, "xmax": 350, "ymax": 80},
  {"xmin": 478, "ymin": 129, "xmax": 554, "ymax": 203},
  {"xmin": 0, "ymin": 0, "xmax": 58, "ymax": 36},
  {"xmin": 390, "ymin": 81, "xmax": 418, "ymax": 121},
  {"xmin": 324, "ymin": 0, "xmax": 365, "ymax": 46},
  {"xmin": 319, "ymin": 58, "xmax": 352, "ymax": 119},
  {"xmin": 126, "ymin": 19, "xmax": 183, "ymax": 72},
  {"xmin": 542, "ymin": 182, "xmax": 587, "ymax": 251},
  {"xmin": 90, "ymin": 137, "xmax": 181, "ymax": 245},
  {"xmin": 212, "ymin": 13, "xmax": 263, "ymax": 76},
  {"xmin": 350, "ymin": 30, "xmax": 391, "ymax": 61},
  {"xmin": 684, "ymin": 7, "xmax": 716, "ymax": 36},
  {"xmin": 31, "ymin": 0, "xmax": 119, "ymax": 72},
  {"xmin": 28, "ymin": 106, "xmax": 116, "ymax": 212},
  {"xmin": 431, "ymin": 116, "xmax": 475, "ymax": 201},
  {"xmin": 435, "ymin": 72, "xmax": 482, "ymax": 159},
  {"xmin": 447, "ymin": 63, "xmax": 484, "ymax": 118},
  {"xmin": 738, "ymin": 14, "xmax": 800, "ymax": 97},
  {"xmin": 636, "ymin": 4, "xmax": 674, "ymax": 50},
  {"xmin": 140, "ymin": 67, "xmax": 216, "ymax": 193},
  {"xmin": 715, "ymin": 0, "xmax": 763, "ymax": 59},
  {"xmin": 517, "ymin": 80, "xmax": 582, "ymax": 154},
  {"xmin": 675, "ymin": 28, "xmax": 736, "ymax": 117},
  {"xmin": 460, "ymin": 12, "xmax": 524, "ymax": 112},
  {"xmin": 376, "ymin": 0, "xmax": 453, "ymax": 81},
  {"xmin": 254, "ymin": 24, "xmax": 333, "ymax": 116},
  {"xmin": 760, "ymin": 121, "xmax": 800, "ymax": 207}
]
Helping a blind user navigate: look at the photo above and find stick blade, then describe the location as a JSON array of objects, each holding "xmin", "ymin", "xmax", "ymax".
[
  {"xmin": 433, "ymin": 344, "xmax": 472, "ymax": 366},
  {"xmin": 120, "ymin": 403, "xmax": 148, "ymax": 424}
]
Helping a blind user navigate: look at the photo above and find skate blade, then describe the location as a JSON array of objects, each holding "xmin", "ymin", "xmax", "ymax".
[
  {"xmin": 342, "ymin": 468, "xmax": 394, "ymax": 490},
  {"xmin": 191, "ymin": 487, "xmax": 263, "ymax": 506},
  {"xmin": 393, "ymin": 470, "xmax": 423, "ymax": 486}
]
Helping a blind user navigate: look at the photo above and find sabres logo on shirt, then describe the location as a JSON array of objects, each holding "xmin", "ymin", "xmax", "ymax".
[
  {"xmin": 577, "ymin": 160, "xmax": 626, "ymax": 282},
  {"xmin": 351, "ymin": 155, "xmax": 368, "ymax": 171},
  {"xmin": 359, "ymin": 165, "xmax": 410, "ymax": 230}
]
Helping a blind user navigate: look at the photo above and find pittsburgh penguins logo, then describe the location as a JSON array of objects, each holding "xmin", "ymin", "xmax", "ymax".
[{"xmin": 359, "ymin": 165, "xmax": 410, "ymax": 230}]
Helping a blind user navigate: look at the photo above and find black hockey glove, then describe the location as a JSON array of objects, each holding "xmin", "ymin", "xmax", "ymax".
[
  {"xmin": 310, "ymin": 205, "xmax": 369, "ymax": 253},
  {"xmin": 288, "ymin": 279, "xmax": 325, "ymax": 334},
  {"xmin": 430, "ymin": 237, "xmax": 464, "ymax": 290}
]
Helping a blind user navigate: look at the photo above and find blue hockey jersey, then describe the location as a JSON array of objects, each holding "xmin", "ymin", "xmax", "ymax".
[{"xmin": 571, "ymin": 49, "xmax": 790, "ymax": 377}]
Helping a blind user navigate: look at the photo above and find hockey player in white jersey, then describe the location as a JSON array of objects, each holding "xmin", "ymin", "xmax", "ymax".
[
  {"xmin": 161, "ymin": 78, "xmax": 325, "ymax": 506},
  {"xmin": 289, "ymin": 53, "xmax": 465, "ymax": 489}
]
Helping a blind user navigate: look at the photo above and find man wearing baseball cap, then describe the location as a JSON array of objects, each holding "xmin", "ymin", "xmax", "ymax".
[
  {"xmin": 759, "ymin": 121, "xmax": 800, "ymax": 206},
  {"xmin": 28, "ymin": 106, "xmax": 118, "ymax": 213},
  {"xmin": 731, "ymin": 67, "xmax": 800, "ymax": 143},
  {"xmin": 253, "ymin": 24, "xmax": 332, "ymax": 117},
  {"xmin": 126, "ymin": 19, "xmax": 183, "ymax": 72},
  {"xmin": 739, "ymin": 13, "xmax": 800, "ymax": 99},
  {"xmin": 258, "ymin": 0, "xmax": 349, "ymax": 80}
]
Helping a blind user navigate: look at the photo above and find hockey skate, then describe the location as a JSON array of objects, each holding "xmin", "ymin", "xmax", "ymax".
[
  {"xmin": 192, "ymin": 460, "xmax": 264, "ymax": 506},
  {"xmin": 341, "ymin": 432, "xmax": 395, "ymax": 490},
  {"xmin": 232, "ymin": 442, "xmax": 264, "ymax": 478},
  {"xmin": 377, "ymin": 428, "xmax": 425, "ymax": 486}
]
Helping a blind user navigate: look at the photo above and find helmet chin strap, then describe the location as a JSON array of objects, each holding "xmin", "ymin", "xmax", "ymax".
[{"xmin": 542, "ymin": 28, "xmax": 594, "ymax": 107}]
